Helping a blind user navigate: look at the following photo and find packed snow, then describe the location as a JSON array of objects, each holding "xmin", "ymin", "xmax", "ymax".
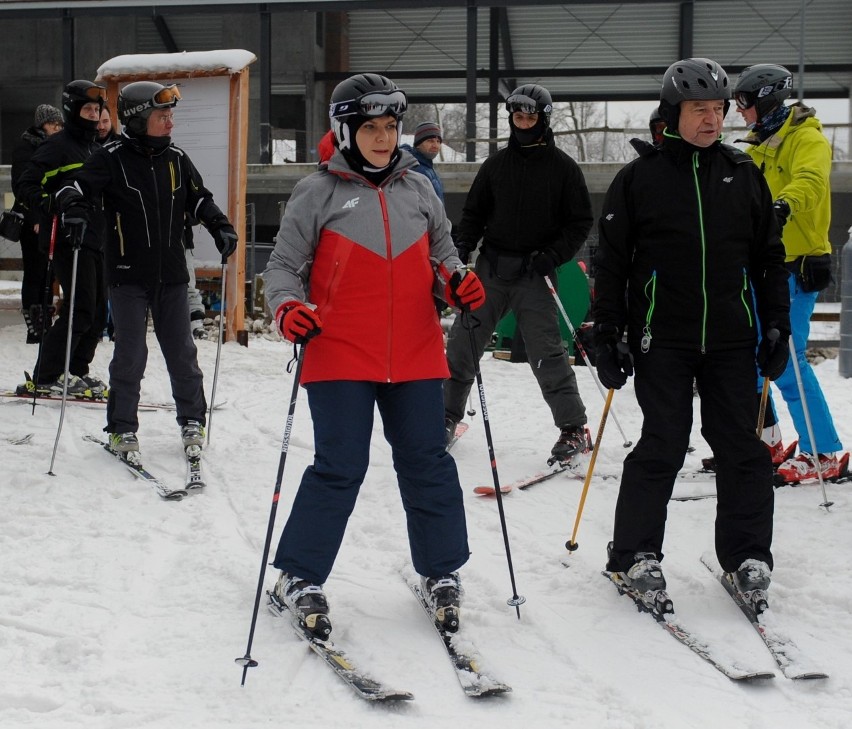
[{"xmin": 1, "ymin": 293, "xmax": 851, "ymax": 728}]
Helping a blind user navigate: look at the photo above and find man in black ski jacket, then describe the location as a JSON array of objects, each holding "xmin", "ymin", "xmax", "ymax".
[
  {"xmin": 15, "ymin": 81, "xmax": 109, "ymax": 397},
  {"xmin": 594, "ymin": 58, "xmax": 790, "ymax": 611},
  {"xmin": 55, "ymin": 81, "xmax": 237, "ymax": 460},
  {"xmin": 443, "ymin": 83, "xmax": 594, "ymax": 462}
]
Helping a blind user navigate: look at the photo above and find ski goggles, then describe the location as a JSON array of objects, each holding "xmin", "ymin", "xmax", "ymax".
[
  {"xmin": 83, "ymin": 85, "xmax": 108, "ymax": 104},
  {"xmin": 152, "ymin": 85, "xmax": 181, "ymax": 107},
  {"xmin": 505, "ymin": 94, "xmax": 552, "ymax": 115},
  {"xmin": 734, "ymin": 91, "xmax": 756, "ymax": 110},
  {"xmin": 329, "ymin": 90, "xmax": 408, "ymax": 120}
]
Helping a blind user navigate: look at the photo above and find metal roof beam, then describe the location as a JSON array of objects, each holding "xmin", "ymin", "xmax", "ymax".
[{"xmin": 152, "ymin": 13, "xmax": 180, "ymax": 53}]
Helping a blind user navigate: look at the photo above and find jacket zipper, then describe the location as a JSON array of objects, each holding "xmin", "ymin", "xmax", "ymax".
[
  {"xmin": 378, "ymin": 187, "xmax": 393, "ymax": 382},
  {"xmin": 642, "ymin": 272, "xmax": 656, "ymax": 353},
  {"xmin": 116, "ymin": 212, "xmax": 125, "ymax": 257},
  {"xmin": 691, "ymin": 152, "xmax": 708, "ymax": 353}
]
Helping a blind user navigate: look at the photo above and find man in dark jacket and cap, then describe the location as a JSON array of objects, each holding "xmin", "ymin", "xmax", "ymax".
[{"xmin": 401, "ymin": 121, "xmax": 445, "ymax": 202}]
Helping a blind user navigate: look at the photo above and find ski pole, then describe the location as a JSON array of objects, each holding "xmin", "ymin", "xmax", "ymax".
[
  {"xmin": 462, "ymin": 311, "xmax": 526, "ymax": 617},
  {"xmin": 48, "ymin": 222, "xmax": 85, "ymax": 475},
  {"xmin": 786, "ymin": 335, "xmax": 833, "ymax": 510},
  {"xmin": 236, "ymin": 344, "xmax": 305, "ymax": 685},
  {"xmin": 466, "ymin": 391, "xmax": 477, "ymax": 418},
  {"xmin": 566, "ymin": 386, "xmax": 614, "ymax": 552},
  {"xmin": 31, "ymin": 214, "xmax": 59, "ymax": 415},
  {"xmin": 206, "ymin": 258, "xmax": 227, "ymax": 445},
  {"xmin": 542, "ymin": 274, "xmax": 632, "ymax": 448}
]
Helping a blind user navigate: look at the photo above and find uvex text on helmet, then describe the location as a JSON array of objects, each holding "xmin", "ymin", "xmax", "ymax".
[
  {"xmin": 118, "ymin": 81, "xmax": 181, "ymax": 136},
  {"xmin": 734, "ymin": 64, "xmax": 793, "ymax": 119},
  {"xmin": 659, "ymin": 58, "xmax": 730, "ymax": 130},
  {"xmin": 328, "ymin": 73, "xmax": 407, "ymax": 150},
  {"xmin": 505, "ymin": 84, "xmax": 553, "ymax": 125},
  {"xmin": 61, "ymin": 80, "xmax": 107, "ymax": 124}
]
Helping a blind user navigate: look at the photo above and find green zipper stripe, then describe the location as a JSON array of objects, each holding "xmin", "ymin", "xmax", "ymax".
[{"xmin": 691, "ymin": 153, "xmax": 708, "ymax": 351}]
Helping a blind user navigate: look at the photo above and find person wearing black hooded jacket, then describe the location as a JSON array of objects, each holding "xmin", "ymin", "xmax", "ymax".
[
  {"xmin": 54, "ymin": 81, "xmax": 237, "ymax": 456},
  {"xmin": 15, "ymin": 81, "xmax": 109, "ymax": 397},
  {"xmin": 443, "ymin": 83, "xmax": 594, "ymax": 462},
  {"xmin": 594, "ymin": 58, "xmax": 791, "ymax": 607}
]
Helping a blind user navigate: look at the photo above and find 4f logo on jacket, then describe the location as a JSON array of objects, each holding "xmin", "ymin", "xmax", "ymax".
[{"xmin": 342, "ymin": 197, "xmax": 360, "ymax": 209}]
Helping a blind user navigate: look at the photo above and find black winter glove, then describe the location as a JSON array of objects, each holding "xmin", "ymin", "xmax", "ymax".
[
  {"xmin": 594, "ymin": 326, "xmax": 634, "ymax": 390},
  {"xmin": 531, "ymin": 249, "xmax": 559, "ymax": 278},
  {"xmin": 455, "ymin": 242, "xmax": 475, "ymax": 265},
  {"xmin": 772, "ymin": 199, "xmax": 790, "ymax": 230},
  {"xmin": 209, "ymin": 222, "xmax": 238, "ymax": 261},
  {"xmin": 756, "ymin": 326, "xmax": 789, "ymax": 381},
  {"xmin": 62, "ymin": 204, "xmax": 90, "ymax": 250}
]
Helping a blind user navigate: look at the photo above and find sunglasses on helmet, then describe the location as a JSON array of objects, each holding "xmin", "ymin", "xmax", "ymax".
[
  {"xmin": 330, "ymin": 90, "xmax": 408, "ymax": 119},
  {"xmin": 153, "ymin": 85, "xmax": 181, "ymax": 107},
  {"xmin": 505, "ymin": 94, "xmax": 551, "ymax": 115}
]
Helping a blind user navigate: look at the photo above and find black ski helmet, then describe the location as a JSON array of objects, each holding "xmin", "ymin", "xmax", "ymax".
[
  {"xmin": 505, "ymin": 83, "xmax": 553, "ymax": 125},
  {"xmin": 118, "ymin": 81, "xmax": 181, "ymax": 136},
  {"xmin": 734, "ymin": 64, "xmax": 793, "ymax": 119},
  {"xmin": 328, "ymin": 73, "xmax": 407, "ymax": 151},
  {"xmin": 658, "ymin": 58, "xmax": 730, "ymax": 131},
  {"xmin": 61, "ymin": 80, "xmax": 106, "ymax": 132}
]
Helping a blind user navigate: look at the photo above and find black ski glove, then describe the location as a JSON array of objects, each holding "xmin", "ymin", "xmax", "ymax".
[
  {"xmin": 531, "ymin": 249, "xmax": 559, "ymax": 278},
  {"xmin": 756, "ymin": 326, "xmax": 789, "ymax": 381},
  {"xmin": 773, "ymin": 199, "xmax": 791, "ymax": 230},
  {"xmin": 594, "ymin": 325, "xmax": 634, "ymax": 390},
  {"xmin": 207, "ymin": 216, "xmax": 238, "ymax": 261},
  {"xmin": 62, "ymin": 203, "xmax": 90, "ymax": 250},
  {"xmin": 455, "ymin": 242, "xmax": 475, "ymax": 265}
]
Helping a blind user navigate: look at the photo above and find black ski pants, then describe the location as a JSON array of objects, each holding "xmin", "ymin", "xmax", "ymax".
[
  {"xmin": 607, "ymin": 346, "xmax": 774, "ymax": 575},
  {"xmin": 106, "ymin": 282, "xmax": 206, "ymax": 434},
  {"xmin": 34, "ymin": 245, "xmax": 106, "ymax": 383},
  {"xmin": 443, "ymin": 255, "xmax": 586, "ymax": 429}
]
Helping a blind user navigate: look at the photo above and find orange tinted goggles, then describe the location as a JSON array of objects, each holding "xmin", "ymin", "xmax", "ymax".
[{"xmin": 153, "ymin": 85, "xmax": 181, "ymax": 107}]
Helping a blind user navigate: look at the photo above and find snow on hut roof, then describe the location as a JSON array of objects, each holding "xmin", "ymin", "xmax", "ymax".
[{"xmin": 97, "ymin": 49, "xmax": 256, "ymax": 80}]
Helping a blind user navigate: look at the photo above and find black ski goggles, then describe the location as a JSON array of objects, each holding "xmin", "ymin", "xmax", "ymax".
[
  {"xmin": 330, "ymin": 90, "xmax": 408, "ymax": 120},
  {"xmin": 734, "ymin": 91, "xmax": 756, "ymax": 110},
  {"xmin": 505, "ymin": 94, "xmax": 551, "ymax": 115}
]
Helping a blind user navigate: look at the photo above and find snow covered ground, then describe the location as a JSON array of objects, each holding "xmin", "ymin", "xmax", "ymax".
[{"xmin": 1, "ymin": 299, "xmax": 851, "ymax": 729}]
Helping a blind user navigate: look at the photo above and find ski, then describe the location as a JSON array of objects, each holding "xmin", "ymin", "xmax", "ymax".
[
  {"xmin": 7, "ymin": 433, "xmax": 34, "ymax": 445},
  {"xmin": 700, "ymin": 556, "xmax": 828, "ymax": 680},
  {"xmin": 474, "ymin": 459, "xmax": 570, "ymax": 496},
  {"xmin": 406, "ymin": 578, "xmax": 511, "ymax": 697},
  {"xmin": 671, "ymin": 492, "xmax": 717, "ymax": 502},
  {"xmin": 445, "ymin": 421, "xmax": 469, "ymax": 452},
  {"xmin": 2, "ymin": 390, "xmax": 228, "ymax": 412},
  {"xmin": 184, "ymin": 445, "xmax": 206, "ymax": 490},
  {"xmin": 84, "ymin": 435, "xmax": 187, "ymax": 501},
  {"xmin": 267, "ymin": 590, "xmax": 414, "ymax": 702},
  {"xmin": 603, "ymin": 571, "xmax": 774, "ymax": 682}
]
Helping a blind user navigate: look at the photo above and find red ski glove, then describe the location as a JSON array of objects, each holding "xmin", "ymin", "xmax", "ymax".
[
  {"xmin": 275, "ymin": 301, "xmax": 323, "ymax": 343},
  {"xmin": 445, "ymin": 270, "xmax": 485, "ymax": 312}
]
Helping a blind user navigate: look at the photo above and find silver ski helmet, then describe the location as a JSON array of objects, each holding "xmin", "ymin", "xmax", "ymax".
[
  {"xmin": 659, "ymin": 58, "xmax": 730, "ymax": 131},
  {"xmin": 118, "ymin": 81, "xmax": 181, "ymax": 136},
  {"xmin": 734, "ymin": 64, "xmax": 793, "ymax": 119},
  {"xmin": 328, "ymin": 73, "xmax": 407, "ymax": 152}
]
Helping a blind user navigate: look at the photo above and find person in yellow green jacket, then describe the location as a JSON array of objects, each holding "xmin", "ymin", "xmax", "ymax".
[{"xmin": 734, "ymin": 63, "xmax": 845, "ymax": 484}]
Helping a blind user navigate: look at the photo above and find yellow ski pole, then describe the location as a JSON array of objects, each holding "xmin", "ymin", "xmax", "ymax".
[{"xmin": 566, "ymin": 387, "xmax": 614, "ymax": 552}]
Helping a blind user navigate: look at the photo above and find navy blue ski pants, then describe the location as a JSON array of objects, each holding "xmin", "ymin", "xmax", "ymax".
[{"xmin": 273, "ymin": 379, "xmax": 469, "ymax": 584}]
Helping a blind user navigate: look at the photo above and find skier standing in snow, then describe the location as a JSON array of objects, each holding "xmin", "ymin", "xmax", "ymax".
[
  {"xmin": 15, "ymin": 82, "xmax": 110, "ymax": 397},
  {"xmin": 443, "ymin": 83, "xmax": 594, "ymax": 461},
  {"xmin": 594, "ymin": 58, "xmax": 790, "ymax": 608},
  {"xmin": 264, "ymin": 73, "xmax": 483, "ymax": 639},
  {"xmin": 53, "ymin": 81, "xmax": 237, "ymax": 459},
  {"xmin": 732, "ymin": 64, "xmax": 845, "ymax": 483},
  {"xmin": 9, "ymin": 103, "xmax": 64, "ymax": 343}
]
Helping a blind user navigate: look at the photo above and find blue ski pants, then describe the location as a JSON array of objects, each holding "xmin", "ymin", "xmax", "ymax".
[{"xmin": 273, "ymin": 379, "xmax": 470, "ymax": 584}]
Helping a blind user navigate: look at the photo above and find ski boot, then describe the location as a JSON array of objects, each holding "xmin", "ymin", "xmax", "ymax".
[
  {"xmin": 730, "ymin": 558, "xmax": 771, "ymax": 615},
  {"xmin": 421, "ymin": 573, "xmax": 462, "ymax": 633},
  {"xmin": 275, "ymin": 573, "xmax": 332, "ymax": 640}
]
